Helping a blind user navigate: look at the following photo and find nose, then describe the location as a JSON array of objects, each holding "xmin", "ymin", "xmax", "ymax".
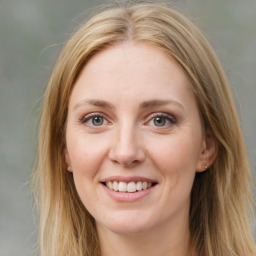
[{"xmin": 108, "ymin": 124, "xmax": 146, "ymax": 167}]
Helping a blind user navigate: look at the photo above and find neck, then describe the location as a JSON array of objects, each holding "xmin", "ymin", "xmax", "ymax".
[{"xmin": 97, "ymin": 216, "xmax": 191, "ymax": 256}]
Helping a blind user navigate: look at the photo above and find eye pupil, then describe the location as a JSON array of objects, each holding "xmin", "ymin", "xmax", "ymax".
[
  {"xmin": 92, "ymin": 116, "xmax": 104, "ymax": 126},
  {"xmin": 154, "ymin": 117, "xmax": 166, "ymax": 126}
]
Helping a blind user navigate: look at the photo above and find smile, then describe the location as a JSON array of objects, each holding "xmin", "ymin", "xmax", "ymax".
[
  {"xmin": 101, "ymin": 177, "xmax": 158, "ymax": 201},
  {"xmin": 105, "ymin": 181, "xmax": 154, "ymax": 193}
]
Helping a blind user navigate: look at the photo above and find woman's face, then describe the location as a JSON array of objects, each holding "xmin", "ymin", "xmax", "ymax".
[{"xmin": 65, "ymin": 43, "xmax": 209, "ymax": 236}]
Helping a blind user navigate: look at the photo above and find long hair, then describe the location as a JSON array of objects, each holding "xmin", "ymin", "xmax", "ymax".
[{"xmin": 32, "ymin": 2, "xmax": 256, "ymax": 255}]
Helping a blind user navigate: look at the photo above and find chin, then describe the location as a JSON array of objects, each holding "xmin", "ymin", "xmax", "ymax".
[
  {"xmin": 105, "ymin": 224, "xmax": 152, "ymax": 236},
  {"xmin": 97, "ymin": 211, "xmax": 155, "ymax": 236}
]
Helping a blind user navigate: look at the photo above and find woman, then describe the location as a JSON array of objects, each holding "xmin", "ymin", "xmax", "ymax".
[{"xmin": 32, "ymin": 2, "xmax": 256, "ymax": 256}]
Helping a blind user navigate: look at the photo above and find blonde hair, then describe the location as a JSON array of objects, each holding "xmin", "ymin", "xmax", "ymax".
[{"xmin": 32, "ymin": 2, "xmax": 256, "ymax": 256}]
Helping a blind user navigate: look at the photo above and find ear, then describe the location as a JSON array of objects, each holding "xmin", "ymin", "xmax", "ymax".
[
  {"xmin": 64, "ymin": 148, "xmax": 72, "ymax": 172},
  {"xmin": 196, "ymin": 130, "xmax": 218, "ymax": 173}
]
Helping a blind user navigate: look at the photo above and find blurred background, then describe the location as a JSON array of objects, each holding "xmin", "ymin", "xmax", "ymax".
[{"xmin": 0, "ymin": 0, "xmax": 255, "ymax": 255}]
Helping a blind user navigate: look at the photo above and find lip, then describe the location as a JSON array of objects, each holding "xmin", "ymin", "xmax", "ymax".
[
  {"xmin": 101, "ymin": 176, "xmax": 157, "ymax": 183},
  {"xmin": 100, "ymin": 176, "xmax": 158, "ymax": 202}
]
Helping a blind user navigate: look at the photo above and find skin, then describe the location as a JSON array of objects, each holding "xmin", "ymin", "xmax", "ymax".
[{"xmin": 65, "ymin": 43, "xmax": 217, "ymax": 256}]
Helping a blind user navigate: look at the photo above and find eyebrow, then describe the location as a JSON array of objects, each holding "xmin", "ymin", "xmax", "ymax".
[
  {"xmin": 140, "ymin": 99, "xmax": 184, "ymax": 110},
  {"xmin": 73, "ymin": 99, "xmax": 184, "ymax": 111},
  {"xmin": 73, "ymin": 99, "xmax": 114, "ymax": 111}
]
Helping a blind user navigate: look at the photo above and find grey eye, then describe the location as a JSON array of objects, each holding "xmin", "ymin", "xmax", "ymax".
[
  {"xmin": 153, "ymin": 117, "xmax": 166, "ymax": 126},
  {"xmin": 92, "ymin": 116, "xmax": 104, "ymax": 126}
]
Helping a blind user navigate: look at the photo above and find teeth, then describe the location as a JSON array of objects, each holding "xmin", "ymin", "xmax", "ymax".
[
  {"xmin": 105, "ymin": 181, "xmax": 154, "ymax": 192},
  {"xmin": 106, "ymin": 181, "xmax": 113, "ymax": 190},
  {"xmin": 118, "ymin": 182, "xmax": 127, "ymax": 192},
  {"xmin": 113, "ymin": 181, "xmax": 118, "ymax": 191},
  {"xmin": 127, "ymin": 182, "xmax": 136, "ymax": 192},
  {"xmin": 136, "ymin": 181, "xmax": 142, "ymax": 191}
]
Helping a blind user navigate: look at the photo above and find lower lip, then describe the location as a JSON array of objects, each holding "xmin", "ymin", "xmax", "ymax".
[{"xmin": 101, "ymin": 184, "xmax": 156, "ymax": 202}]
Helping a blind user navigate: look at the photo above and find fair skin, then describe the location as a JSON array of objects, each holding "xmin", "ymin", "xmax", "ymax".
[{"xmin": 65, "ymin": 43, "xmax": 217, "ymax": 256}]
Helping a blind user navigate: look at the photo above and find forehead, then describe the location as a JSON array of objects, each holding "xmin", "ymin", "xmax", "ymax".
[
  {"xmin": 68, "ymin": 42, "xmax": 199, "ymax": 117},
  {"xmin": 73, "ymin": 43, "xmax": 191, "ymax": 94}
]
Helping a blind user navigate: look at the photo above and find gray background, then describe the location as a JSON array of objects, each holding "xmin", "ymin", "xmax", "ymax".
[{"xmin": 0, "ymin": 0, "xmax": 255, "ymax": 255}]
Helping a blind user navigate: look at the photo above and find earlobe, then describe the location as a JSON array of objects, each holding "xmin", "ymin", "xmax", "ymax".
[
  {"xmin": 64, "ymin": 149, "xmax": 73, "ymax": 172},
  {"xmin": 196, "ymin": 130, "xmax": 218, "ymax": 173}
]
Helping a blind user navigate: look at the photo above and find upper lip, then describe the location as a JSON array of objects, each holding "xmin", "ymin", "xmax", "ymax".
[{"xmin": 101, "ymin": 176, "xmax": 158, "ymax": 183}]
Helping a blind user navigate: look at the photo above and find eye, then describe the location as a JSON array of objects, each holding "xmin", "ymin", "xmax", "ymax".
[
  {"xmin": 90, "ymin": 116, "xmax": 105, "ymax": 126},
  {"xmin": 80, "ymin": 113, "xmax": 108, "ymax": 127},
  {"xmin": 153, "ymin": 116, "xmax": 167, "ymax": 127},
  {"xmin": 148, "ymin": 113, "xmax": 176, "ymax": 128}
]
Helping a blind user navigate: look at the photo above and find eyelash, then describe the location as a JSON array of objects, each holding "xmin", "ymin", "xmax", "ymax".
[
  {"xmin": 80, "ymin": 112, "xmax": 109, "ymax": 127},
  {"xmin": 79, "ymin": 112, "xmax": 177, "ymax": 128},
  {"xmin": 147, "ymin": 113, "xmax": 177, "ymax": 128}
]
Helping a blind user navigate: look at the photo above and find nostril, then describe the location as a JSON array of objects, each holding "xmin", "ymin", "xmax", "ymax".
[{"xmin": 108, "ymin": 138, "xmax": 146, "ymax": 167}]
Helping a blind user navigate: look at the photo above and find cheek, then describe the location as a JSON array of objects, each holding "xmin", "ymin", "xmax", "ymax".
[
  {"xmin": 150, "ymin": 134, "xmax": 201, "ymax": 172},
  {"xmin": 66, "ymin": 134, "xmax": 109, "ymax": 210},
  {"xmin": 148, "ymin": 131, "xmax": 202, "ymax": 197},
  {"xmin": 66, "ymin": 132, "xmax": 109, "ymax": 179}
]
